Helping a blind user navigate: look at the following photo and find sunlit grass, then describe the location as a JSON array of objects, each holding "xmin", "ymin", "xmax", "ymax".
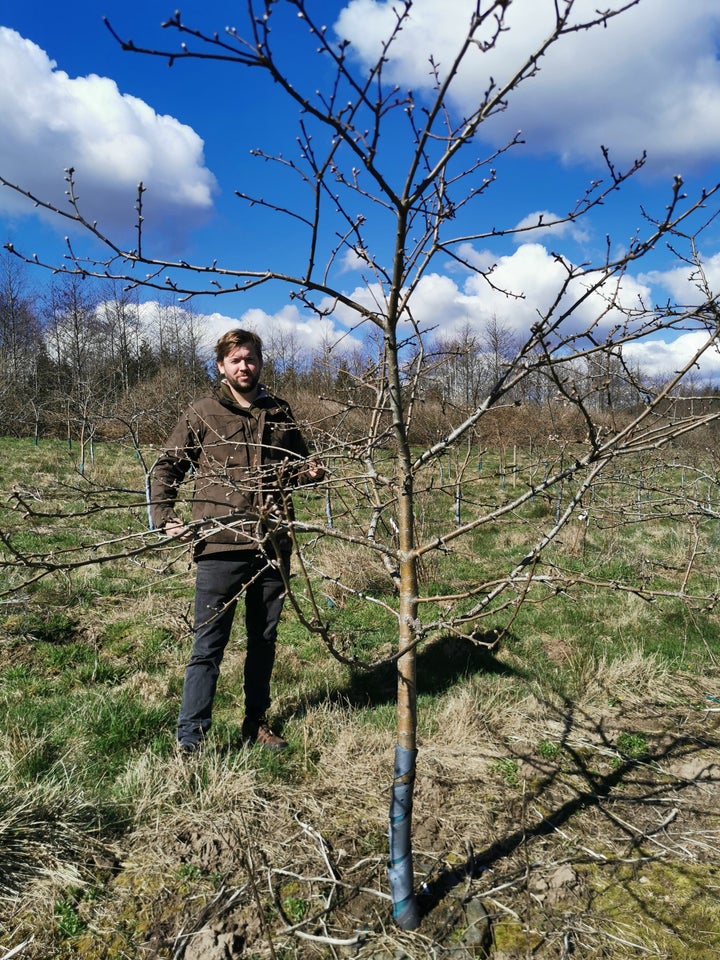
[{"xmin": 1, "ymin": 438, "xmax": 719, "ymax": 957}]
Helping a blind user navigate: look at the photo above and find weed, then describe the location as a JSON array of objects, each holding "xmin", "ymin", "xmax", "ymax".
[
  {"xmin": 358, "ymin": 828, "xmax": 388, "ymax": 856},
  {"xmin": 615, "ymin": 731, "xmax": 649, "ymax": 759},
  {"xmin": 177, "ymin": 863, "xmax": 202, "ymax": 881},
  {"xmin": 54, "ymin": 895, "xmax": 86, "ymax": 938},
  {"xmin": 491, "ymin": 757, "xmax": 520, "ymax": 786},
  {"xmin": 536, "ymin": 739, "xmax": 560, "ymax": 761},
  {"xmin": 282, "ymin": 895, "xmax": 309, "ymax": 924}
]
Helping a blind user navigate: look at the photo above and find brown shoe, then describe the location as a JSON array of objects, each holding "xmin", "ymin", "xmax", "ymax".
[{"xmin": 241, "ymin": 717, "xmax": 288, "ymax": 751}]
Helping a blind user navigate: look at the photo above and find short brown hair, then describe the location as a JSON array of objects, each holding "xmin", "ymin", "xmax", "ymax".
[{"xmin": 215, "ymin": 328, "xmax": 264, "ymax": 364}]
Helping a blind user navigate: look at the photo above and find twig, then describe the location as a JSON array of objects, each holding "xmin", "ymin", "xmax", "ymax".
[
  {"xmin": 238, "ymin": 811, "xmax": 278, "ymax": 960},
  {"xmin": 481, "ymin": 895, "xmax": 522, "ymax": 921},
  {"xmin": 293, "ymin": 930, "xmax": 368, "ymax": 946},
  {"xmin": 531, "ymin": 809, "xmax": 662, "ymax": 865},
  {"xmin": 606, "ymin": 806, "xmax": 679, "ymax": 851},
  {"xmin": 272, "ymin": 867, "xmax": 391, "ymax": 900},
  {"xmin": 294, "ymin": 813, "xmax": 339, "ymax": 911},
  {"xmin": 1, "ymin": 941, "xmax": 34, "ymax": 960},
  {"xmin": 560, "ymin": 929, "xmax": 574, "ymax": 960},
  {"xmin": 171, "ymin": 887, "xmax": 246, "ymax": 960}
]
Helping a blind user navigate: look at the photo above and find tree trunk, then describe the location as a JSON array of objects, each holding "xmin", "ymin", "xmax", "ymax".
[{"xmin": 388, "ymin": 466, "xmax": 420, "ymax": 929}]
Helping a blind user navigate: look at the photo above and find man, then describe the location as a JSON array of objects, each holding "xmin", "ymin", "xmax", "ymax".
[{"xmin": 151, "ymin": 328, "xmax": 324, "ymax": 753}]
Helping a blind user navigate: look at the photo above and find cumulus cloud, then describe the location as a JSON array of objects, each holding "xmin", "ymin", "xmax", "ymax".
[
  {"xmin": 395, "ymin": 242, "xmax": 720, "ymax": 381},
  {"xmin": 126, "ymin": 244, "xmax": 719, "ymax": 382},
  {"xmin": 335, "ymin": 0, "xmax": 720, "ymax": 175},
  {"xmin": 0, "ymin": 28, "xmax": 217, "ymax": 241},
  {"xmin": 639, "ymin": 252, "xmax": 720, "ymax": 304},
  {"xmin": 205, "ymin": 305, "xmax": 366, "ymax": 361},
  {"xmin": 623, "ymin": 331, "xmax": 720, "ymax": 381},
  {"xmin": 339, "ymin": 249, "xmax": 370, "ymax": 273},
  {"xmin": 306, "ymin": 242, "xmax": 653, "ymax": 341},
  {"xmin": 512, "ymin": 211, "xmax": 590, "ymax": 245},
  {"xmin": 102, "ymin": 299, "xmax": 364, "ymax": 367},
  {"xmin": 386, "ymin": 245, "xmax": 720, "ymax": 381},
  {"xmin": 390, "ymin": 243, "xmax": 651, "ymax": 340}
]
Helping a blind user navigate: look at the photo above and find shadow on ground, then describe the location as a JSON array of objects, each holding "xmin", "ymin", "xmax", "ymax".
[
  {"xmin": 416, "ymin": 695, "xmax": 720, "ymax": 933},
  {"xmin": 282, "ymin": 630, "xmax": 519, "ymax": 724}
]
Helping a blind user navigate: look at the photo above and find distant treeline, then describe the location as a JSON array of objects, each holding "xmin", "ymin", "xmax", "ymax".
[{"xmin": 2, "ymin": 256, "xmax": 718, "ymax": 449}]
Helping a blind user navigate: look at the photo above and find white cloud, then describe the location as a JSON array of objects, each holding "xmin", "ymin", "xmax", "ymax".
[
  {"xmin": 623, "ymin": 331, "xmax": 720, "ymax": 380},
  {"xmin": 205, "ymin": 304, "xmax": 366, "ymax": 361},
  {"xmin": 335, "ymin": 0, "xmax": 720, "ymax": 175},
  {"xmin": 125, "ymin": 242, "xmax": 720, "ymax": 382},
  {"xmin": 0, "ymin": 28, "xmax": 217, "ymax": 239},
  {"xmin": 396, "ymin": 243, "xmax": 651, "ymax": 339},
  {"xmin": 512, "ymin": 211, "xmax": 589, "ymax": 245},
  {"xmin": 102, "ymin": 299, "xmax": 364, "ymax": 365},
  {"xmin": 639, "ymin": 252, "xmax": 720, "ymax": 304},
  {"xmin": 398, "ymin": 243, "xmax": 720, "ymax": 382},
  {"xmin": 339, "ymin": 249, "xmax": 369, "ymax": 273},
  {"xmin": 307, "ymin": 243, "xmax": 654, "ymax": 343}
]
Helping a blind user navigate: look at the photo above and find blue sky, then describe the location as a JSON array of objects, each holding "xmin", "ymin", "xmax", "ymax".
[{"xmin": 1, "ymin": 0, "xmax": 720, "ymax": 376}]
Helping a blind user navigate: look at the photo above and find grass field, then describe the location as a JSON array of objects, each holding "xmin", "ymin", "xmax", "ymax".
[{"xmin": 1, "ymin": 438, "xmax": 719, "ymax": 959}]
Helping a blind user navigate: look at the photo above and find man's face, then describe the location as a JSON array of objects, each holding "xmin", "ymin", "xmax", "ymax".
[{"xmin": 218, "ymin": 343, "xmax": 263, "ymax": 397}]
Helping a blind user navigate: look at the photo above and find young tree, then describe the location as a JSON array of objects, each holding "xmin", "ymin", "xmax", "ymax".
[{"xmin": 2, "ymin": 0, "xmax": 720, "ymax": 930}]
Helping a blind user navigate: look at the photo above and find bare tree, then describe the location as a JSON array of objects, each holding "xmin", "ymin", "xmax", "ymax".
[
  {"xmin": 98, "ymin": 284, "xmax": 144, "ymax": 395},
  {"xmin": 0, "ymin": 254, "xmax": 46, "ymax": 435},
  {"xmin": 150, "ymin": 300, "xmax": 209, "ymax": 385},
  {"xmin": 42, "ymin": 276, "xmax": 107, "ymax": 458},
  {"xmin": 2, "ymin": 0, "xmax": 720, "ymax": 930}
]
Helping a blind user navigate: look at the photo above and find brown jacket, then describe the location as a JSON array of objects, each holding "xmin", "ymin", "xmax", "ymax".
[{"xmin": 150, "ymin": 383, "xmax": 313, "ymax": 557}]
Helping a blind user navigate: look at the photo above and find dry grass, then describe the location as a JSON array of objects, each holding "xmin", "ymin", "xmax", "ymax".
[
  {"xmin": 308, "ymin": 536, "xmax": 392, "ymax": 606},
  {"xmin": 3, "ymin": 653, "xmax": 719, "ymax": 959},
  {"xmin": 0, "ymin": 764, "xmax": 106, "ymax": 910}
]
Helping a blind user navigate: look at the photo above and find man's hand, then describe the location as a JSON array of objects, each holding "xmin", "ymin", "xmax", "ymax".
[
  {"xmin": 164, "ymin": 518, "xmax": 192, "ymax": 541},
  {"xmin": 306, "ymin": 459, "xmax": 326, "ymax": 482}
]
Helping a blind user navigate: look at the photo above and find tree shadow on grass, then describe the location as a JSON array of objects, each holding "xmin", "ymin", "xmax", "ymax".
[
  {"xmin": 415, "ymin": 695, "xmax": 720, "ymax": 931},
  {"xmin": 282, "ymin": 630, "xmax": 520, "ymax": 723}
]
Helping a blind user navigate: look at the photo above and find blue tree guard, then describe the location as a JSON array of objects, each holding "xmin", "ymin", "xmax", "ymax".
[{"xmin": 388, "ymin": 744, "xmax": 420, "ymax": 930}]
